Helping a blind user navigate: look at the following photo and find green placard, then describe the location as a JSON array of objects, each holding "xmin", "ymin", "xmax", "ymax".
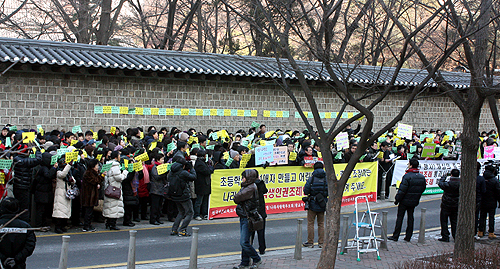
[
  {"xmin": 5, "ymin": 137, "xmax": 11, "ymax": 147},
  {"xmin": 206, "ymin": 145, "xmax": 215, "ymax": 150},
  {"xmin": 100, "ymin": 163, "xmax": 113, "ymax": 173},
  {"xmin": 72, "ymin": 125, "xmax": 82, "ymax": 134},
  {"xmin": 9, "ymin": 126, "xmax": 17, "ymax": 132},
  {"xmin": 335, "ymin": 152, "xmax": 342, "ymax": 160},
  {"xmin": 251, "ymin": 121, "xmax": 259, "ymax": 128},
  {"xmin": 225, "ymin": 157, "xmax": 233, "ymax": 167},
  {"xmin": 0, "ymin": 159, "xmax": 13, "ymax": 170},
  {"xmin": 51, "ymin": 155, "xmax": 58, "ymax": 165},
  {"xmin": 410, "ymin": 145, "xmax": 417, "ymax": 153},
  {"xmin": 421, "ymin": 143, "xmax": 436, "ymax": 158},
  {"xmin": 167, "ymin": 142, "xmax": 176, "ymax": 153},
  {"xmin": 128, "ymin": 163, "xmax": 134, "ymax": 172},
  {"xmin": 378, "ymin": 137, "xmax": 387, "ymax": 143}
]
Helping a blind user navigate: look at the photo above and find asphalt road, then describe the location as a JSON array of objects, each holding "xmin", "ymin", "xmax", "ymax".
[{"xmin": 28, "ymin": 198, "xmax": 442, "ymax": 268}]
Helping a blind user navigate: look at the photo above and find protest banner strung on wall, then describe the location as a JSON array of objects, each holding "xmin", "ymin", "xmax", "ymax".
[
  {"xmin": 209, "ymin": 162, "xmax": 378, "ymax": 219},
  {"xmin": 392, "ymin": 159, "xmax": 491, "ymax": 195}
]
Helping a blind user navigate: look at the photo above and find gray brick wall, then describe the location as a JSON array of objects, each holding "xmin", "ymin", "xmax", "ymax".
[{"xmin": 0, "ymin": 72, "xmax": 498, "ymax": 134}]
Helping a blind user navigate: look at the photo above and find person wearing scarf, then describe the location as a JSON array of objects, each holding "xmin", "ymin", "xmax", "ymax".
[{"xmin": 388, "ymin": 158, "xmax": 426, "ymax": 242}]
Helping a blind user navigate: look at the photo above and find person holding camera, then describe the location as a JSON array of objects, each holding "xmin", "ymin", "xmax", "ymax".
[
  {"xmin": 302, "ymin": 162, "xmax": 328, "ymax": 248},
  {"xmin": 388, "ymin": 158, "xmax": 426, "ymax": 242},
  {"xmin": 169, "ymin": 156, "xmax": 197, "ymax": 237},
  {"xmin": 478, "ymin": 163, "xmax": 500, "ymax": 239},
  {"xmin": 232, "ymin": 169, "xmax": 262, "ymax": 269}
]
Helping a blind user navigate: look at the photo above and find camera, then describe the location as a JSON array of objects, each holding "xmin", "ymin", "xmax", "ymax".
[{"xmin": 302, "ymin": 196, "xmax": 311, "ymax": 210}]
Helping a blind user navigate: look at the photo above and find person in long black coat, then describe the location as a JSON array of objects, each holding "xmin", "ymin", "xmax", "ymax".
[
  {"xmin": 478, "ymin": 164, "xmax": 500, "ymax": 238},
  {"xmin": 193, "ymin": 150, "xmax": 214, "ymax": 220},
  {"xmin": 32, "ymin": 152, "xmax": 57, "ymax": 227}
]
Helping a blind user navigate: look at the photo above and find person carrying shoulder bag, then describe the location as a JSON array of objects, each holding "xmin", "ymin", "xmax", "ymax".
[
  {"xmin": 302, "ymin": 162, "xmax": 328, "ymax": 248},
  {"xmin": 232, "ymin": 169, "xmax": 262, "ymax": 269}
]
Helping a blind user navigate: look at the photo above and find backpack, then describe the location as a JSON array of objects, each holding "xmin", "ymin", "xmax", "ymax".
[{"xmin": 166, "ymin": 172, "xmax": 184, "ymax": 198}]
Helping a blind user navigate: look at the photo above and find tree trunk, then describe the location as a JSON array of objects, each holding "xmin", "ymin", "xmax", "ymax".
[
  {"xmin": 317, "ymin": 168, "xmax": 342, "ymax": 268},
  {"xmin": 453, "ymin": 110, "xmax": 480, "ymax": 259}
]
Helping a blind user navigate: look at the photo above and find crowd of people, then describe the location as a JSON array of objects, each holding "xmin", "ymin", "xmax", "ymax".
[{"xmin": 0, "ymin": 122, "xmax": 496, "ymax": 245}]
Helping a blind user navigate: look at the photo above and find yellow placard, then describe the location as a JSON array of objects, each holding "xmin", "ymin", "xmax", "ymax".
[
  {"xmin": 159, "ymin": 133, "xmax": 164, "ymax": 142},
  {"xmin": 209, "ymin": 162, "xmax": 378, "ymax": 219},
  {"xmin": 0, "ymin": 173, "xmax": 4, "ymax": 184},
  {"xmin": 210, "ymin": 109, "xmax": 218, "ymax": 116},
  {"xmin": 124, "ymin": 159, "xmax": 129, "ymax": 168},
  {"xmin": 65, "ymin": 151, "xmax": 78, "ymax": 163},
  {"xmin": 442, "ymin": 135, "xmax": 449, "ymax": 143},
  {"xmin": 96, "ymin": 154, "xmax": 103, "ymax": 161},
  {"xmin": 70, "ymin": 139, "xmax": 78, "ymax": 146},
  {"xmin": 93, "ymin": 132, "xmax": 98, "ymax": 140},
  {"xmin": 149, "ymin": 142, "xmax": 157, "ymax": 150},
  {"xmin": 325, "ymin": 112, "xmax": 332, "ymax": 119},
  {"xmin": 240, "ymin": 154, "xmax": 251, "ymax": 168},
  {"xmin": 110, "ymin": 126, "xmax": 116, "ymax": 135},
  {"xmin": 276, "ymin": 111, "xmax": 283, "ymax": 117},
  {"xmin": 263, "ymin": 110, "xmax": 270, "ymax": 117},
  {"xmin": 237, "ymin": 110, "xmax": 245, "ymax": 117},
  {"xmin": 83, "ymin": 151, "xmax": 88, "ymax": 158},
  {"xmin": 166, "ymin": 108, "xmax": 174, "ymax": 115},
  {"xmin": 347, "ymin": 112, "xmax": 354, "ymax": 118},
  {"xmin": 289, "ymin": 152, "xmax": 297, "ymax": 161},
  {"xmin": 224, "ymin": 109, "xmax": 231, "ymax": 116},
  {"xmin": 151, "ymin": 108, "xmax": 159, "ymax": 115},
  {"xmin": 260, "ymin": 140, "xmax": 266, "ymax": 146},
  {"xmin": 140, "ymin": 131, "xmax": 144, "ymax": 139},
  {"xmin": 119, "ymin": 107, "xmax": 129, "ymax": 114},
  {"xmin": 317, "ymin": 152, "xmax": 322, "ymax": 158},
  {"xmin": 223, "ymin": 152, "xmax": 229, "ymax": 160},
  {"xmin": 196, "ymin": 109, "xmax": 203, "ymax": 116},
  {"xmin": 376, "ymin": 151, "xmax": 384, "ymax": 159},
  {"xmin": 395, "ymin": 139, "xmax": 405, "ymax": 147},
  {"xmin": 135, "ymin": 152, "xmax": 149, "ymax": 161},
  {"xmin": 133, "ymin": 161, "xmax": 143, "ymax": 172},
  {"xmin": 181, "ymin": 109, "xmax": 189, "ymax": 116},
  {"xmin": 157, "ymin": 163, "xmax": 169, "ymax": 175},
  {"xmin": 265, "ymin": 131, "xmax": 275, "ymax": 138},
  {"xmin": 251, "ymin": 110, "xmax": 257, "ymax": 117},
  {"xmin": 136, "ymin": 107, "xmax": 144, "ymax": 115},
  {"xmin": 22, "ymin": 132, "xmax": 35, "ymax": 143}
]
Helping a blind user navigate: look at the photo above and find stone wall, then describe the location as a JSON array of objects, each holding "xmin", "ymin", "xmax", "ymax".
[{"xmin": 0, "ymin": 71, "xmax": 498, "ymax": 134}]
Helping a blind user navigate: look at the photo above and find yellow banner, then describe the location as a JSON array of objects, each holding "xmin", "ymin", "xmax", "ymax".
[{"xmin": 209, "ymin": 162, "xmax": 378, "ymax": 219}]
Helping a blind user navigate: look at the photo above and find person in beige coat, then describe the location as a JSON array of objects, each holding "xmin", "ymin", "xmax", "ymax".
[
  {"xmin": 103, "ymin": 151, "xmax": 128, "ymax": 230},
  {"xmin": 52, "ymin": 160, "xmax": 73, "ymax": 234}
]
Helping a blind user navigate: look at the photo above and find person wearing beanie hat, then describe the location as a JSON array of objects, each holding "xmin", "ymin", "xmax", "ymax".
[
  {"xmin": 0, "ymin": 198, "xmax": 36, "ymax": 269},
  {"xmin": 178, "ymin": 132, "xmax": 189, "ymax": 142}
]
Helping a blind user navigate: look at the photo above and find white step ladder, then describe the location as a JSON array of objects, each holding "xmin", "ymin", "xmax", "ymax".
[{"xmin": 345, "ymin": 195, "xmax": 381, "ymax": 261}]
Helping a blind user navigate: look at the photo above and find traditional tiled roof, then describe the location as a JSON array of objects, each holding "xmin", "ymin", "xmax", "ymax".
[{"xmin": 0, "ymin": 37, "xmax": 472, "ymax": 88}]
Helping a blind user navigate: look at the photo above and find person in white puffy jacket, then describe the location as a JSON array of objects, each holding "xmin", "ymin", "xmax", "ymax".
[
  {"xmin": 103, "ymin": 151, "xmax": 128, "ymax": 230},
  {"xmin": 52, "ymin": 160, "xmax": 73, "ymax": 234}
]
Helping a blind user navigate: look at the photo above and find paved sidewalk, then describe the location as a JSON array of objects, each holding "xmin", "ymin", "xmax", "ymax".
[{"xmin": 104, "ymin": 195, "xmax": 454, "ymax": 269}]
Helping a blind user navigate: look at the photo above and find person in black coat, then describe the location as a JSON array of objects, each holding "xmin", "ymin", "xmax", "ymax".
[
  {"xmin": 475, "ymin": 162, "xmax": 486, "ymax": 235},
  {"xmin": 250, "ymin": 177, "xmax": 268, "ymax": 254},
  {"xmin": 12, "ymin": 143, "xmax": 42, "ymax": 222},
  {"xmin": 388, "ymin": 158, "xmax": 426, "ymax": 242},
  {"xmin": 437, "ymin": 169, "xmax": 460, "ymax": 242},
  {"xmin": 302, "ymin": 162, "xmax": 328, "ymax": 248},
  {"xmin": 212, "ymin": 151, "xmax": 226, "ymax": 169},
  {"xmin": 193, "ymin": 150, "xmax": 214, "ymax": 220},
  {"xmin": 0, "ymin": 198, "xmax": 36, "ymax": 269},
  {"xmin": 169, "ymin": 157, "xmax": 197, "ymax": 236},
  {"xmin": 31, "ymin": 152, "xmax": 57, "ymax": 227},
  {"xmin": 478, "ymin": 164, "xmax": 500, "ymax": 239}
]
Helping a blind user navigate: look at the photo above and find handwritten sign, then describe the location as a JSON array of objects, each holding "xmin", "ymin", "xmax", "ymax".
[
  {"xmin": 65, "ymin": 152, "xmax": 78, "ymax": 163},
  {"xmin": 336, "ymin": 132, "xmax": 349, "ymax": 150},
  {"xmin": 397, "ymin": 123, "xmax": 412, "ymax": 139},
  {"xmin": 255, "ymin": 145, "xmax": 274, "ymax": 166},
  {"xmin": 484, "ymin": 145, "xmax": 495, "ymax": 159},
  {"xmin": 270, "ymin": 146, "xmax": 288, "ymax": 165},
  {"xmin": 240, "ymin": 154, "xmax": 251, "ymax": 168},
  {"xmin": 0, "ymin": 159, "xmax": 13, "ymax": 170}
]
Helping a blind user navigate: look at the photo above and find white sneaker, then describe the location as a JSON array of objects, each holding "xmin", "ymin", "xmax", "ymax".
[{"xmin": 194, "ymin": 216, "xmax": 202, "ymax": 221}]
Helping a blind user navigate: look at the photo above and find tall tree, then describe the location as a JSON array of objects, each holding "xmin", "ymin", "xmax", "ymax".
[
  {"xmin": 225, "ymin": 0, "xmax": 453, "ymax": 267},
  {"xmin": 383, "ymin": 0, "xmax": 500, "ymax": 259}
]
